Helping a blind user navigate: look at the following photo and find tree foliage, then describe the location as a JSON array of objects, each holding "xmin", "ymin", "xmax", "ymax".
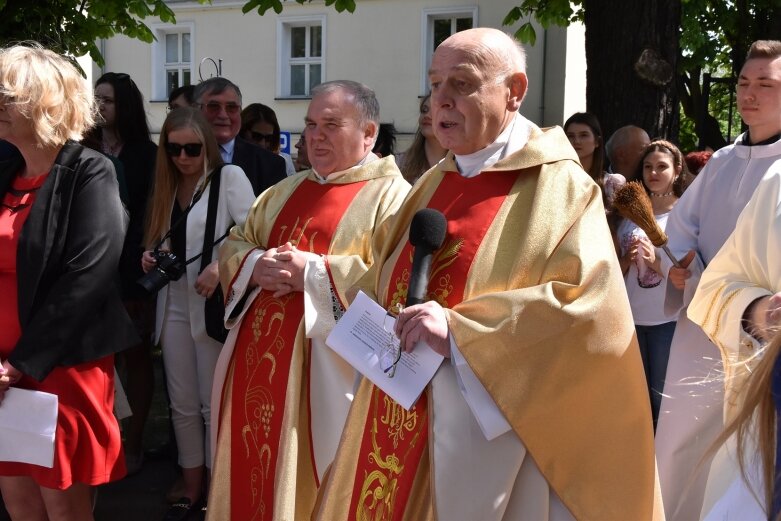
[
  {"xmin": 0, "ymin": 0, "xmax": 177, "ymax": 67},
  {"xmin": 505, "ymin": 0, "xmax": 781, "ymax": 149},
  {"xmin": 241, "ymin": 0, "xmax": 355, "ymax": 16},
  {"xmin": 0, "ymin": 0, "xmax": 355, "ymax": 70}
]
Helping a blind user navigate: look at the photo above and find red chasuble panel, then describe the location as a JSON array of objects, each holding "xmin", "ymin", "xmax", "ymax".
[
  {"xmin": 348, "ymin": 171, "xmax": 521, "ymax": 520},
  {"xmin": 230, "ymin": 179, "xmax": 367, "ymax": 520}
]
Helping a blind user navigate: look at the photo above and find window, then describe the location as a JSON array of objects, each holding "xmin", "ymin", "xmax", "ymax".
[
  {"xmin": 278, "ymin": 16, "xmax": 325, "ymax": 98},
  {"xmin": 151, "ymin": 23, "xmax": 194, "ymax": 101},
  {"xmin": 165, "ymin": 32, "xmax": 191, "ymax": 95},
  {"xmin": 421, "ymin": 7, "xmax": 478, "ymax": 93}
]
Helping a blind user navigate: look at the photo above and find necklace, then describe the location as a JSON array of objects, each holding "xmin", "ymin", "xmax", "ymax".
[
  {"xmin": 101, "ymin": 137, "xmax": 123, "ymax": 157},
  {"xmin": 650, "ymin": 191, "xmax": 674, "ymax": 198}
]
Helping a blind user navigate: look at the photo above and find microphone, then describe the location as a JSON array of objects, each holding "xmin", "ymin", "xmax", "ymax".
[{"xmin": 406, "ymin": 208, "xmax": 448, "ymax": 306}]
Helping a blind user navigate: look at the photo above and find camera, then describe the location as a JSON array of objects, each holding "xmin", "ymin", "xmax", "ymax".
[{"xmin": 137, "ymin": 250, "xmax": 186, "ymax": 294}]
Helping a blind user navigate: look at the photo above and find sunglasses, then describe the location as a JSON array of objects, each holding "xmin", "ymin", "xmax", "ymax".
[
  {"xmin": 250, "ymin": 130, "xmax": 275, "ymax": 143},
  {"xmin": 165, "ymin": 142, "xmax": 203, "ymax": 157},
  {"xmin": 201, "ymin": 101, "xmax": 241, "ymax": 116}
]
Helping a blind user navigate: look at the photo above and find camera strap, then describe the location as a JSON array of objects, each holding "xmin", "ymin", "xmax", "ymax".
[
  {"xmin": 154, "ymin": 170, "xmax": 213, "ymax": 250},
  {"xmin": 198, "ymin": 165, "xmax": 231, "ymax": 274},
  {"xmin": 152, "ymin": 166, "xmax": 231, "ymax": 270}
]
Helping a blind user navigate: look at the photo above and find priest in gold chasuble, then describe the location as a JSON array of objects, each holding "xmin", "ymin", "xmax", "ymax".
[
  {"xmin": 313, "ymin": 29, "xmax": 664, "ymax": 521},
  {"xmin": 206, "ymin": 81, "xmax": 410, "ymax": 521}
]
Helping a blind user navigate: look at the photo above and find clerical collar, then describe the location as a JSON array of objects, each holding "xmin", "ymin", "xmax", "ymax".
[
  {"xmin": 311, "ymin": 152, "xmax": 378, "ymax": 183},
  {"xmin": 453, "ymin": 113, "xmax": 532, "ymax": 178},
  {"xmin": 741, "ymin": 130, "xmax": 781, "ymax": 146}
]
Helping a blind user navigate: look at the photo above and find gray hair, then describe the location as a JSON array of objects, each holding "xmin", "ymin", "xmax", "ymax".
[
  {"xmin": 310, "ymin": 80, "xmax": 379, "ymax": 126},
  {"xmin": 193, "ymin": 77, "xmax": 243, "ymax": 105}
]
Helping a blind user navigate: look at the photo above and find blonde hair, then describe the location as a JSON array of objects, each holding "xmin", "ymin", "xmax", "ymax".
[
  {"xmin": 710, "ymin": 331, "xmax": 781, "ymax": 517},
  {"xmin": 144, "ymin": 108, "xmax": 223, "ymax": 248},
  {"xmin": 0, "ymin": 43, "xmax": 96, "ymax": 147}
]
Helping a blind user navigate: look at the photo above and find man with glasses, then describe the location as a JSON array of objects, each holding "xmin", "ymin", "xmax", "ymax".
[
  {"xmin": 206, "ymin": 80, "xmax": 410, "ymax": 520},
  {"xmin": 313, "ymin": 28, "xmax": 662, "ymax": 521},
  {"xmin": 194, "ymin": 77, "xmax": 286, "ymax": 195}
]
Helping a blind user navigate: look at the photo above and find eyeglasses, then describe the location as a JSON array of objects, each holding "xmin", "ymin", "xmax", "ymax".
[
  {"xmin": 165, "ymin": 142, "xmax": 203, "ymax": 157},
  {"xmin": 200, "ymin": 101, "xmax": 241, "ymax": 116},
  {"xmin": 250, "ymin": 130, "xmax": 275, "ymax": 143},
  {"xmin": 379, "ymin": 303, "xmax": 403, "ymax": 378}
]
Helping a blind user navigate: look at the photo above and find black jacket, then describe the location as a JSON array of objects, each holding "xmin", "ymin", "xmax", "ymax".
[
  {"xmin": 232, "ymin": 137, "xmax": 287, "ymax": 196},
  {"xmin": 116, "ymin": 140, "xmax": 157, "ymax": 299},
  {"xmin": 0, "ymin": 141, "xmax": 139, "ymax": 381}
]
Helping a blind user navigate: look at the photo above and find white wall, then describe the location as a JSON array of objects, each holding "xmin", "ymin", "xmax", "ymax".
[{"xmin": 98, "ymin": 0, "xmax": 586, "ymax": 151}]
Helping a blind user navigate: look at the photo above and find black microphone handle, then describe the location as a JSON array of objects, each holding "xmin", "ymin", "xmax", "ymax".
[{"xmin": 406, "ymin": 247, "xmax": 434, "ymax": 307}]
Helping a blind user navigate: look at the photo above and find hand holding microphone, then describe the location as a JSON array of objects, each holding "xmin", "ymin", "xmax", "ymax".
[{"xmin": 394, "ymin": 209, "xmax": 451, "ymax": 357}]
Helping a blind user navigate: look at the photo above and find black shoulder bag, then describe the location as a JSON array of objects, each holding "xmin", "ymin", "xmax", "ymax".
[{"xmin": 201, "ymin": 167, "xmax": 231, "ymax": 343}]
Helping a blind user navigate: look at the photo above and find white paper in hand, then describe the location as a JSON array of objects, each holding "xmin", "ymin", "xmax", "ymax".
[
  {"xmin": 0, "ymin": 388, "xmax": 58, "ymax": 468},
  {"xmin": 326, "ymin": 290, "xmax": 444, "ymax": 410}
]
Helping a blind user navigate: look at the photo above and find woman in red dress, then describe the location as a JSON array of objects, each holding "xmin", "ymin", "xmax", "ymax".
[{"xmin": 0, "ymin": 44, "xmax": 137, "ymax": 519}]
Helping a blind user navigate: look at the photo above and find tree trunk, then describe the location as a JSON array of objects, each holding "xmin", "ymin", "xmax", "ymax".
[{"xmin": 583, "ymin": 0, "xmax": 681, "ymax": 142}]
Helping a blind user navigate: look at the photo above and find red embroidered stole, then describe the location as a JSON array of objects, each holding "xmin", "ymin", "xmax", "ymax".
[
  {"xmin": 230, "ymin": 179, "xmax": 368, "ymax": 520},
  {"xmin": 347, "ymin": 171, "xmax": 521, "ymax": 520}
]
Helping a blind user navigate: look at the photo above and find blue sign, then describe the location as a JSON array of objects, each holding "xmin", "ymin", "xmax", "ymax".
[{"xmin": 280, "ymin": 131, "xmax": 291, "ymax": 154}]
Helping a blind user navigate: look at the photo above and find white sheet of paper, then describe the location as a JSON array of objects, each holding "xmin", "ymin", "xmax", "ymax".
[
  {"xmin": 0, "ymin": 388, "xmax": 58, "ymax": 468},
  {"xmin": 326, "ymin": 290, "xmax": 444, "ymax": 410}
]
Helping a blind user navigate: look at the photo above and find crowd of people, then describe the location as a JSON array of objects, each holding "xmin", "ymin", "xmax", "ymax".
[{"xmin": 1, "ymin": 30, "xmax": 780, "ymax": 521}]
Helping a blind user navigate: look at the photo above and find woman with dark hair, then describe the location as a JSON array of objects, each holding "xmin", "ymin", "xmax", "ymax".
[
  {"xmin": 616, "ymin": 139, "xmax": 691, "ymax": 430},
  {"xmin": 240, "ymin": 102, "xmax": 295, "ymax": 176},
  {"xmin": 564, "ymin": 112, "xmax": 625, "ymax": 209},
  {"xmin": 399, "ymin": 94, "xmax": 447, "ymax": 184},
  {"xmin": 83, "ymin": 72, "xmax": 158, "ymax": 475}
]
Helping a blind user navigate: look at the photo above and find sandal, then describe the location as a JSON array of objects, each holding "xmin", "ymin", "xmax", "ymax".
[{"xmin": 163, "ymin": 496, "xmax": 200, "ymax": 521}]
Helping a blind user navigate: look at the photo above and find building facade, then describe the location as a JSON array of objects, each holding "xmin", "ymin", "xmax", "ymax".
[{"xmin": 95, "ymin": 0, "xmax": 586, "ymax": 152}]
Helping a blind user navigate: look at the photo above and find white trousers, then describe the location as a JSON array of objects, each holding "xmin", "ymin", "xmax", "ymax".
[{"xmin": 161, "ymin": 277, "xmax": 222, "ymax": 469}]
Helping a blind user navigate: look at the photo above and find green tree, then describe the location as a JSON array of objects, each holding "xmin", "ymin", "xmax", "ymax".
[
  {"xmin": 0, "ymin": 0, "xmax": 355, "ymax": 68},
  {"xmin": 0, "ymin": 0, "xmax": 176, "ymax": 67},
  {"xmin": 240, "ymin": 0, "xmax": 355, "ymax": 15},
  {"xmin": 505, "ymin": 0, "xmax": 781, "ymax": 149}
]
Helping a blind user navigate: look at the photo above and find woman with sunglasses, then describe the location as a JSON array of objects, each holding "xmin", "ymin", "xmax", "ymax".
[
  {"xmin": 240, "ymin": 103, "xmax": 296, "ymax": 176},
  {"xmin": 82, "ymin": 72, "xmax": 158, "ymax": 475},
  {"xmin": 141, "ymin": 108, "xmax": 255, "ymax": 520},
  {"xmin": 0, "ymin": 44, "xmax": 136, "ymax": 520}
]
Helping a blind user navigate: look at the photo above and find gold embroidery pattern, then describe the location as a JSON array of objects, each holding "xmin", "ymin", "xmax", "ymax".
[
  {"xmin": 276, "ymin": 216, "xmax": 318, "ymax": 251},
  {"xmin": 240, "ymin": 291, "xmax": 293, "ymax": 519},
  {"xmin": 388, "ymin": 238, "xmax": 462, "ymax": 310},
  {"xmin": 355, "ymin": 235, "xmax": 462, "ymax": 520},
  {"xmin": 357, "ymin": 391, "xmax": 425, "ymax": 521},
  {"xmin": 712, "ymin": 288, "xmax": 742, "ymax": 344},
  {"xmin": 700, "ymin": 281, "xmax": 728, "ymax": 335}
]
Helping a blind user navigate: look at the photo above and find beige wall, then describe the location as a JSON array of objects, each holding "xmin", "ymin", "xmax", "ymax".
[{"xmin": 98, "ymin": 0, "xmax": 586, "ymax": 152}]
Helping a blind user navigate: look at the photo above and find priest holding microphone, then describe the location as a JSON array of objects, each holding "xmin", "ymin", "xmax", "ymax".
[{"xmin": 310, "ymin": 28, "xmax": 664, "ymax": 520}]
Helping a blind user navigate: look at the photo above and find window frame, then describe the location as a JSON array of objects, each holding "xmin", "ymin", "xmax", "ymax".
[
  {"xmin": 420, "ymin": 7, "xmax": 478, "ymax": 95},
  {"xmin": 150, "ymin": 22, "xmax": 195, "ymax": 102},
  {"xmin": 276, "ymin": 15, "xmax": 327, "ymax": 99}
]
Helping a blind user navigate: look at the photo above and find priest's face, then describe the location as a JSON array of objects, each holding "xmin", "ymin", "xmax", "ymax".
[
  {"xmin": 304, "ymin": 88, "xmax": 376, "ymax": 176},
  {"xmin": 428, "ymin": 30, "xmax": 527, "ymax": 156},
  {"xmin": 738, "ymin": 56, "xmax": 781, "ymax": 142}
]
